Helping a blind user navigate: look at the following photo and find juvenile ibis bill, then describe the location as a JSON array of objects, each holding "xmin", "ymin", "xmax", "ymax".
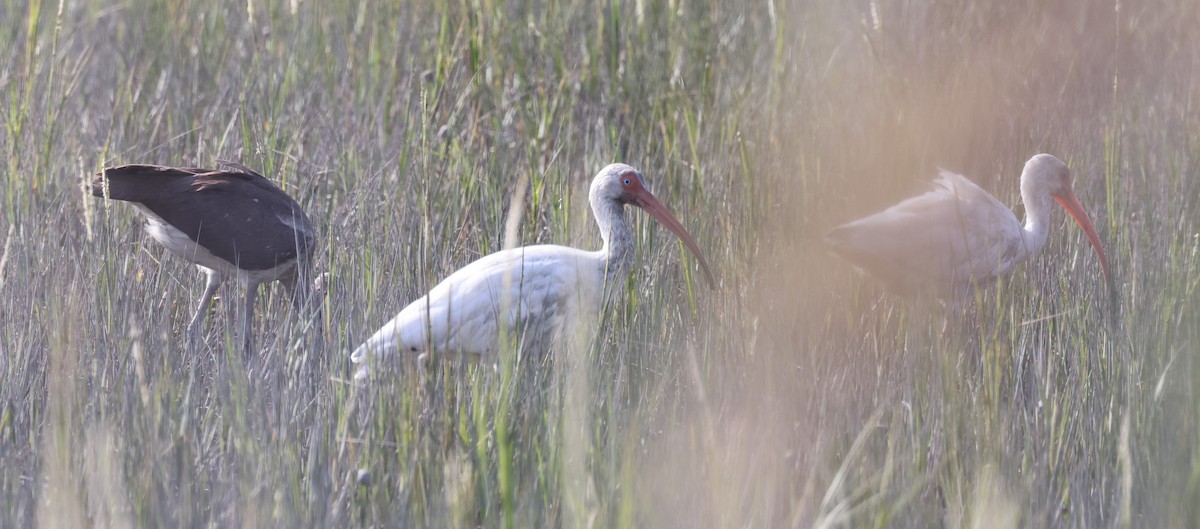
[
  {"xmin": 825, "ymin": 154, "xmax": 1110, "ymax": 295},
  {"xmin": 92, "ymin": 162, "xmax": 318, "ymax": 351},
  {"xmin": 350, "ymin": 163, "xmax": 715, "ymax": 380}
]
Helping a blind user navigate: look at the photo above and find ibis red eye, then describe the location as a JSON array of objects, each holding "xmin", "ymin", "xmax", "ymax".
[{"xmin": 623, "ymin": 178, "xmax": 633, "ymax": 186}]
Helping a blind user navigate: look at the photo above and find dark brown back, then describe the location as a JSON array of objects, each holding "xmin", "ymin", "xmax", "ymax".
[{"xmin": 93, "ymin": 164, "xmax": 316, "ymax": 271}]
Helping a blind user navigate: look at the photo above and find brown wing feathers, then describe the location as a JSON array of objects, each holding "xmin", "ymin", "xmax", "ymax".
[{"xmin": 93, "ymin": 164, "xmax": 315, "ymax": 271}]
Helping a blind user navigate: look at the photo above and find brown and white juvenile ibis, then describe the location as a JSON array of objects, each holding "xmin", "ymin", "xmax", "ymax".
[
  {"xmin": 350, "ymin": 163, "xmax": 715, "ymax": 379},
  {"xmin": 92, "ymin": 161, "xmax": 318, "ymax": 351},
  {"xmin": 825, "ymin": 154, "xmax": 1111, "ymax": 296}
]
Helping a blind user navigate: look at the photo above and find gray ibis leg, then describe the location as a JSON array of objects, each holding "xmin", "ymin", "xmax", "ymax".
[
  {"xmin": 188, "ymin": 268, "xmax": 222, "ymax": 346},
  {"xmin": 241, "ymin": 281, "xmax": 260, "ymax": 354}
]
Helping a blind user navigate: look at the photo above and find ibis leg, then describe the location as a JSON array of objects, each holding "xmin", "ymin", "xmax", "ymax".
[
  {"xmin": 242, "ymin": 281, "xmax": 260, "ymax": 354},
  {"xmin": 188, "ymin": 268, "xmax": 222, "ymax": 345}
]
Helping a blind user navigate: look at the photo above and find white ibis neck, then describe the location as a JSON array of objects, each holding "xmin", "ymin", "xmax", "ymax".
[
  {"xmin": 593, "ymin": 197, "xmax": 636, "ymax": 288},
  {"xmin": 1018, "ymin": 187, "xmax": 1054, "ymax": 260}
]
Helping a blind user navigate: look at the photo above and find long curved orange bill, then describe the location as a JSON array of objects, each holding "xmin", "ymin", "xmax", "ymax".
[
  {"xmin": 1053, "ymin": 190, "xmax": 1111, "ymax": 286},
  {"xmin": 631, "ymin": 191, "xmax": 717, "ymax": 288}
]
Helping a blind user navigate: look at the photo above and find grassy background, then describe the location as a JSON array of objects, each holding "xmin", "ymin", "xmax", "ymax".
[{"xmin": 1, "ymin": 0, "xmax": 1197, "ymax": 527}]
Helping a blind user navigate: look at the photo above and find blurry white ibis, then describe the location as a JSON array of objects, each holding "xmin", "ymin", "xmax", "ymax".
[
  {"xmin": 350, "ymin": 163, "xmax": 715, "ymax": 379},
  {"xmin": 92, "ymin": 161, "xmax": 318, "ymax": 351},
  {"xmin": 825, "ymin": 154, "xmax": 1110, "ymax": 295}
]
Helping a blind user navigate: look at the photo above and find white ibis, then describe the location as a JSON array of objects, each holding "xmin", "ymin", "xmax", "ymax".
[
  {"xmin": 825, "ymin": 154, "xmax": 1111, "ymax": 296},
  {"xmin": 92, "ymin": 161, "xmax": 318, "ymax": 351},
  {"xmin": 350, "ymin": 163, "xmax": 715, "ymax": 379}
]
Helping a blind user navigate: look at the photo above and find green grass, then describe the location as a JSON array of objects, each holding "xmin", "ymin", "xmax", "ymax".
[{"xmin": 1, "ymin": 0, "xmax": 1198, "ymax": 527}]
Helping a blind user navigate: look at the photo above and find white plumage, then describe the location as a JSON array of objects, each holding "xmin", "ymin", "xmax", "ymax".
[
  {"xmin": 351, "ymin": 245, "xmax": 597, "ymax": 365},
  {"xmin": 351, "ymin": 163, "xmax": 715, "ymax": 379},
  {"xmin": 826, "ymin": 154, "xmax": 1110, "ymax": 295}
]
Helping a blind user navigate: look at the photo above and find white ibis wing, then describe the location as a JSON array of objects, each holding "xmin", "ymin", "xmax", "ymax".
[
  {"xmin": 826, "ymin": 171, "xmax": 1024, "ymax": 292},
  {"xmin": 351, "ymin": 244, "xmax": 601, "ymax": 372}
]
